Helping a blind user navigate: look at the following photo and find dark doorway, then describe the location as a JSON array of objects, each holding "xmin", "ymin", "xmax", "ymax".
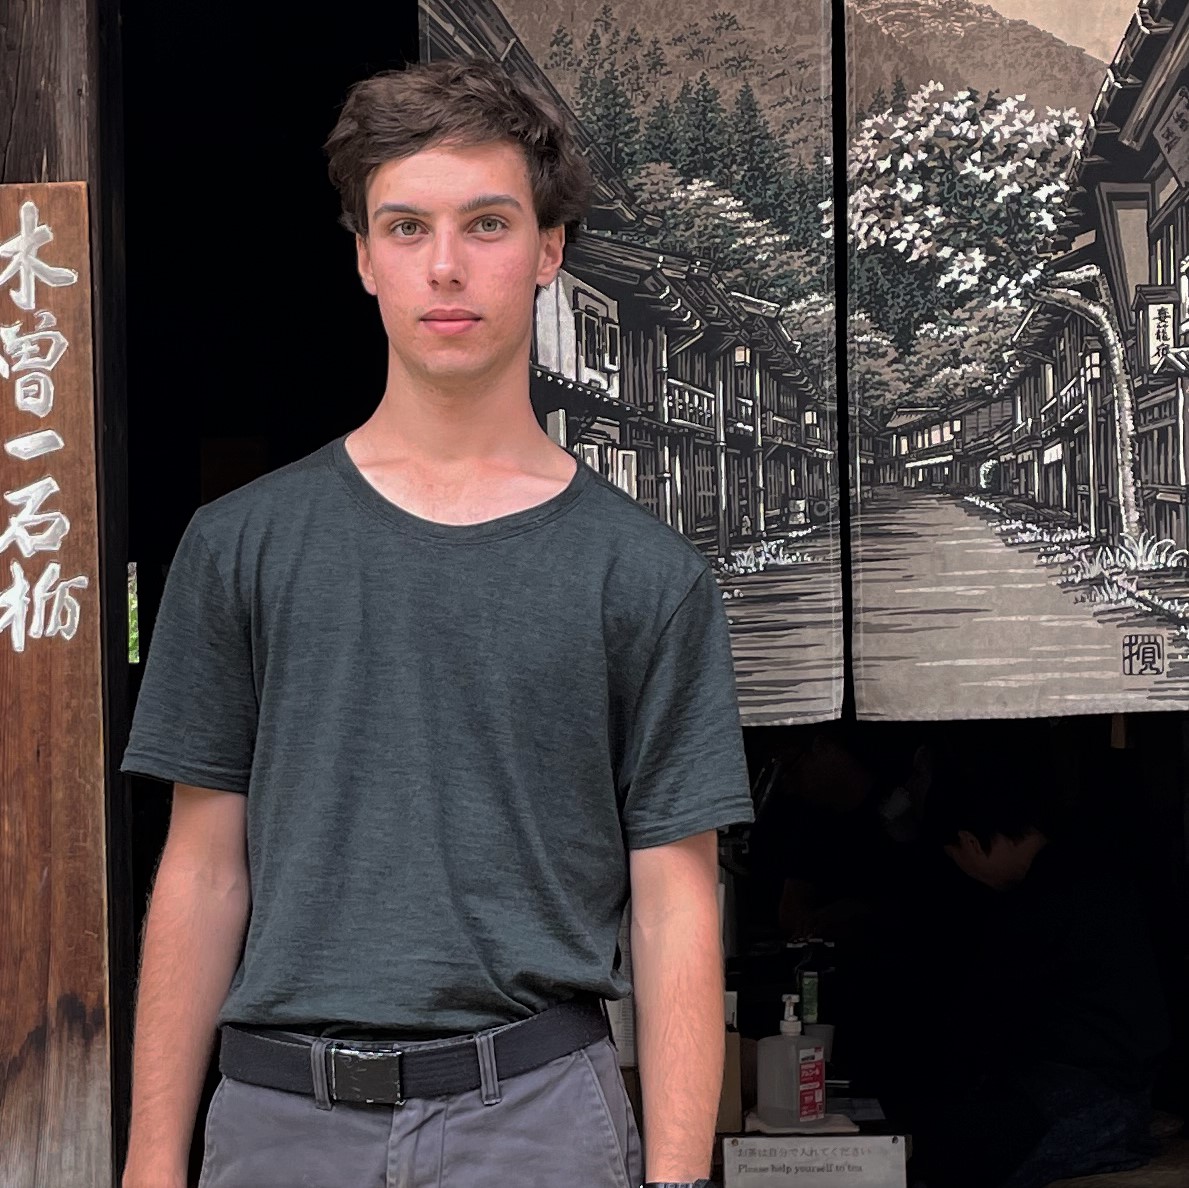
[{"xmin": 116, "ymin": 2, "xmax": 419, "ymax": 1178}]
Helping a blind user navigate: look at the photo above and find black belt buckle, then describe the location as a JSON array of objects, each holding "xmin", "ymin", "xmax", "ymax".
[{"xmin": 331, "ymin": 1042, "xmax": 405, "ymax": 1106}]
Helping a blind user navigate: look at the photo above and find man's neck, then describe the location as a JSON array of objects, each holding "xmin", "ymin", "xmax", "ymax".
[
  {"xmin": 362, "ymin": 353, "xmax": 544, "ymax": 469},
  {"xmin": 344, "ymin": 356, "xmax": 577, "ymax": 525}
]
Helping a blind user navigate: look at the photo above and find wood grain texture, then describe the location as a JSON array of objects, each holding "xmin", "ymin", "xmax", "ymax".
[
  {"xmin": 0, "ymin": 183, "xmax": 110, "ymax": 1188},
  {"xmin": 0, "ymin": 0, "xmax": 96, "ymax": 185}
]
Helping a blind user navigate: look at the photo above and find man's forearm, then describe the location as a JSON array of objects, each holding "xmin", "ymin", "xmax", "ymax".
[
  {"xmin": 123, "ymin": 863, "xmax": 250, "ymax": 1185},
  {"xmin": 631, "ymin": 896, "xmax": 725, "ymax": 1182}
]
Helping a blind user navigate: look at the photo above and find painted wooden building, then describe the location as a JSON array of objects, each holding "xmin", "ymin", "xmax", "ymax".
[
  {"xmin": 924, "ymin": 0, "xmax": 1189, "ymax": 546},
  {"xmin": 419, "ymin": 0, "xmax": 835, "ymax": 557}
]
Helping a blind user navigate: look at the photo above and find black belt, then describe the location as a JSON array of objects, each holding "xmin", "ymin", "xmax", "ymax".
[{"xmin": 219, "ymin": 995, "xmax": 610, "ymax": 1105}]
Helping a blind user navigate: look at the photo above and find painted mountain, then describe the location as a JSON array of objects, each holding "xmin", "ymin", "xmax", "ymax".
[
  {"xmin": 503, "ymin": 0, "xmax": 831, "ymax": 163},
  {"xmin": 847, "ymin": 0, "xmax": 1109, "ymax": 123}
]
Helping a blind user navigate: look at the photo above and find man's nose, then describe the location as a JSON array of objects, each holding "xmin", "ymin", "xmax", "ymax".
[{"xmin": 428, "ymin": 231, "xmax": 466, "ymax": 287}]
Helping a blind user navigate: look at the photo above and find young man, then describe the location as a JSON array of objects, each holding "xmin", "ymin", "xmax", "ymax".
[{"xmin": 119, "ymin": 59, "xmax": 754, "ymax": 1188}]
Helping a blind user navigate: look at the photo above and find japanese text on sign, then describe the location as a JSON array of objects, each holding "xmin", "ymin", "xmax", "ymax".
[
  {"xmin": 723, "ymin": 1136, "xmax": 906, "ymax": 1187},
  {"xmin": 0, "ymin": 199, "xmax": 87, "ymax": 653},
  {"xmin": 1156, "ymin": 87, "xmax": 1189, "ymax": 188},
  {"xmin": 1147, "ymin": 303, "xmax": 1177, "ymax": 372}
]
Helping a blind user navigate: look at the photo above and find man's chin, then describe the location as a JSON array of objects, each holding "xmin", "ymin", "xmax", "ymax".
[{"xmin": 415, "ymin": 356, "xmax": 494, "ymax": 386}]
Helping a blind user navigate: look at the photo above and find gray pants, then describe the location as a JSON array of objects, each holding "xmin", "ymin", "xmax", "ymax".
[{"xmin": 197, "ymin": 1035, "xmax": 644, "ymax": 1188}]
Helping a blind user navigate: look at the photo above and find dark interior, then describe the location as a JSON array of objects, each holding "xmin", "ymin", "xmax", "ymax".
[{"xmin": 119, "ymin": 1, "xmax": 417, "ymax": 1177}]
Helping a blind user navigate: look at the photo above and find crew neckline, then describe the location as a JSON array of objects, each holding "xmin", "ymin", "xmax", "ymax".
[{"xmin": 327, "ymin": 433, "xmax": 593, "ymax": 542}]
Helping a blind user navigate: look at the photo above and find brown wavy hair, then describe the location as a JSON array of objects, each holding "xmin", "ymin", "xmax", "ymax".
[{"xmin": 325, "ymin": 59, "xmax": 594, "ymax": 245}]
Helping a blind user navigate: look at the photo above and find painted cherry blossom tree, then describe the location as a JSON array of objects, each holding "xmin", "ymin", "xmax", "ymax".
[
  {"xmin": 842, "ymin": 82, "xmax": 1142, "ymax": 537},
  {"xmin": 847, "ymin": 82, "xmax": 1083, "ymax": 340}
]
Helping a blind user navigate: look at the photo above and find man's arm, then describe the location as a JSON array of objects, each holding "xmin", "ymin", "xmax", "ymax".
[
  {"xmin": 122, "ymin": 784, "xmax": 251, "ymax": 1188},
  {"xmin": 629, "ymin": 829, "xmax": 724, "ymax": 1183}
]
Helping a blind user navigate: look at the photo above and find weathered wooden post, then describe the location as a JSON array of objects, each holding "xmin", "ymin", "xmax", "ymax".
[{"xmin": 1, "ymin": 2, "xmax": 127, "ymax": 1184}]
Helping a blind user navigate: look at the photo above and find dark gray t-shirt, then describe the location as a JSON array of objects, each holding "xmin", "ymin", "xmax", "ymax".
[{"xmin": 122, "ymin": 434, "xmax": 755, "ymax": 1035}]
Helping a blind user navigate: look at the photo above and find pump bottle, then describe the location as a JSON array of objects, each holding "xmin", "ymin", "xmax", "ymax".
[{"xmin": 755, "ymin": 993, "xmax": 826, "ymax": 1127}]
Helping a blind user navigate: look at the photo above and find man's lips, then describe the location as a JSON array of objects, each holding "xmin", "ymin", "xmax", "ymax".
[{"xmin": 421, "ymin": 313, "xmax": 481, "ymax": 336}]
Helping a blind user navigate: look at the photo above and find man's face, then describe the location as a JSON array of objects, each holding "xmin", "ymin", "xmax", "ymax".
[{"xmin": 356, "ymin": 140, "xmax": 565, "ymax": 389}]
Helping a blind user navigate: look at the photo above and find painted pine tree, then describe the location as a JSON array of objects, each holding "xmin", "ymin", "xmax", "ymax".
[
  {"xmin": 683, "ymin": 73, "xmax": 733, "ymax": 190},
  {"xmin": 546, "ymin": 23, "xmax": 577, "ymax": 77},
  {"xmin": 621, "ymin": 26, "xmax": 645, "ymax": 100},
  {"xmin": 730, "ymin": 82, "xmax": 791, "ymax": 222},
  {"xmin": 575, "ymin": 27, "xmax": 603, "ymax": 127},
  {"xmin": 588, "ymin": 59, "xmax": 642, "ymax": 172},
  {"xmin": 640, "ymin": 95, "xmax": 678, "ymax": 166},
  {"xmin": 643, "ymin": 35, "xmax": 668, "ymax": 88}
]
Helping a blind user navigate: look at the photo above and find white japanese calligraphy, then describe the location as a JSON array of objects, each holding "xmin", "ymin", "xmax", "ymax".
[
  {"xmin": 0, "ymin": 196, "xmax": 85, "ymax": 653},
  {"xmin": 0, "ymin": 559, "xmax": 88, "ymax": 652},
  {"xmin": 0, "ymin": 475, "xmax": 71, "ymax": 556},
  {"xmin": 0, "ymin": 202, "xmax": 79, "ymax": 311},
  {"xmin": 13, "ymin": 372, "xmax": 53, "ymax": 416},
  {"xmin": 0, "ymin": 313, "xmax": 69, "ymax": 374},
  {"xmin": 5, "ymin": 429, "xmax": 64, "ymax": 461}
]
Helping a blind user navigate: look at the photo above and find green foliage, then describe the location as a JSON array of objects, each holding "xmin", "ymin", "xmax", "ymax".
[{"xmin": 127, "ymin": 563, "xmax": 139, "ymax": 663}]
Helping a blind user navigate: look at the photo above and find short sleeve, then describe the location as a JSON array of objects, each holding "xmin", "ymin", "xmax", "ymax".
[
  {"xmin": 120, "ymin": 513, "xmax": 258, "ymax": 793},
  {"xmin": 619, "ymin": 568, "xmax": 756, "ymax": 849}
]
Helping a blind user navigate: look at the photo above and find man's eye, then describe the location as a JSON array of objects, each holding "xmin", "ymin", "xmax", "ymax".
[
  {"xmin": 475, "ymin": 217, "xmax": 505, "ymax": 232},
  {"xmin": 394, "ymin": 221, "xmax": 421, "ymax": 236}
]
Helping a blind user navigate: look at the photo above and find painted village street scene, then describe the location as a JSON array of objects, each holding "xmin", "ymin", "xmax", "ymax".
[
  {"xmin": 424, "ymin": 0, "xmax": 1189, "ymax": 721},
  {"xmin": 848, "ymin": 0, "xmax": 1189, "ymax": 717},
  {"xmin": 421, "ymin": 0, "xmax": 843, "ymax": 725}
]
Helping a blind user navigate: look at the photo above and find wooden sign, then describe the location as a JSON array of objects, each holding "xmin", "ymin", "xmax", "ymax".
[
  {"xmin": 0, "ymin": 182, "xmax": 110, "ymax": 1186},
  {"xmin": 723, "ymin": 1135, "xmax": 907, "ymax": 1187},
  {"xmin": 1155, "ymin": 87, "xmax": 1189, "ymax": 189}
]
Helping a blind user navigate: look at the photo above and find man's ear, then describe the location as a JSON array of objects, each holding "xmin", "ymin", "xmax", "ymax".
[
  {"xmin": 357, "ymin": 232, "xmax": 377, "ymax": 296},
  {"xmin": 537, "ymin": 225, "xmax": 565, "ymax": 288},
  {"xmin": 956, "ymin": 829, "xmax": 985, "ymax": 856}
]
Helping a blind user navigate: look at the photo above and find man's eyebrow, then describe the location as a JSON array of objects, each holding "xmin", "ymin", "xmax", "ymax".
[
  {"xmin": 458, "ymin": 193, "xmax": 523, "ymax": 215},
  {"xmin": 371, "ymin": 194, "xmax": 524, "ymax": 220}
]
